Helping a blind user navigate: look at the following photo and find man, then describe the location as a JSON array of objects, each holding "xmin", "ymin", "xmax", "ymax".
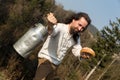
[{"xmin": 34, "ymin": 12, "xmax": 92, "ymax": 80}]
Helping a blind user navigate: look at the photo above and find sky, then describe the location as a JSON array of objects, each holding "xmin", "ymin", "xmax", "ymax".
[{"xmin": 55, "ymin": 0, "xmax": 120, "ymax": 30}]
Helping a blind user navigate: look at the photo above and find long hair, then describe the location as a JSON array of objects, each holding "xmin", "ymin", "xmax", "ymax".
[{"xmin": 65, "ymin": 12, "xmax": 91, "ymax": 43}]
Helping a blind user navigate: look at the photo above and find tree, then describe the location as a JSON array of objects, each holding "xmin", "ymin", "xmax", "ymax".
[
  {"xmin": 88, "ymin": 18, "xmax": 120, "ymax": 80},
  {"xmin": 93, "ymin": 18, "xmax": 120, "ymax": 65}
]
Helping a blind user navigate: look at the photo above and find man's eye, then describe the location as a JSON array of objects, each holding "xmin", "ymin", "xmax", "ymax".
[{"xmin": 79, "ymin": 24, "xmax": 82, "ymax": 26}]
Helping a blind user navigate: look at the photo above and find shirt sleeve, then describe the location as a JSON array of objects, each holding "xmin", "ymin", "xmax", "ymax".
[
  {"xmin": 72, "ymin": 37, "xmax": 82, "ymax": 57},
  {"xmin": 50, "ymin": 23, "xmax": 61, "ymax": 37}
]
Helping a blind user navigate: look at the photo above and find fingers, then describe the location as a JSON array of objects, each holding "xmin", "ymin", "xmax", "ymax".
[{"xmin": 47, "ymin": 12, "xmax": 57, "ymax": 24}]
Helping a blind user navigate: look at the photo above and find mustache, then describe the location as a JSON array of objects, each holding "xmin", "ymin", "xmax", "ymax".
[{"xmin": 70, "ymin": 27, "xmax": 80, "ymax": 34}]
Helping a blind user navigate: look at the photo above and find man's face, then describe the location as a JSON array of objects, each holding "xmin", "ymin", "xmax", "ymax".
[{"xmin": 70, "ymin": 17, "xmax": 88, "ymax": 33}]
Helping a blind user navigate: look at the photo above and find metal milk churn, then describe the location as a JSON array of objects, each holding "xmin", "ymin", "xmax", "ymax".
[{"xmin": 13, "ymin": 23, "xmax": 48, "ymax": 58}]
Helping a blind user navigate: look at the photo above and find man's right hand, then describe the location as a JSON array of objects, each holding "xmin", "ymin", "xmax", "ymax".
[{"xmin": 47, "ymin": 12, "xmax": 57, "ymax": 24}]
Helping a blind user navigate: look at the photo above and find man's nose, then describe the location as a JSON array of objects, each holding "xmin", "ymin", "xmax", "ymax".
[{"xmin": 78, "ymin": 26, "xmax": 82, "ymax": 31}]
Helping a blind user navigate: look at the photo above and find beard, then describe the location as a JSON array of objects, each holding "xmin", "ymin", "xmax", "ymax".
[
  {"xmin": 70, "ymin": 27, "xmax": 80, "ymax": 43},
  {"xmin": 70, "ymin": 27, "xmax": 79, "ymax": 35}
]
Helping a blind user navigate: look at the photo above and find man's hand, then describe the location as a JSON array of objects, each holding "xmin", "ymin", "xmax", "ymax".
[
  {"xmin": 46, "ymin": 12, "xmax": 57, "ymax": 34},
  {"xmin": 47, "ymin": 12, "xmax": 57, "ymax": 24},
  {"xmin": 80, "ymin": 47, "xmax": 95, "ymax": 59}
]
